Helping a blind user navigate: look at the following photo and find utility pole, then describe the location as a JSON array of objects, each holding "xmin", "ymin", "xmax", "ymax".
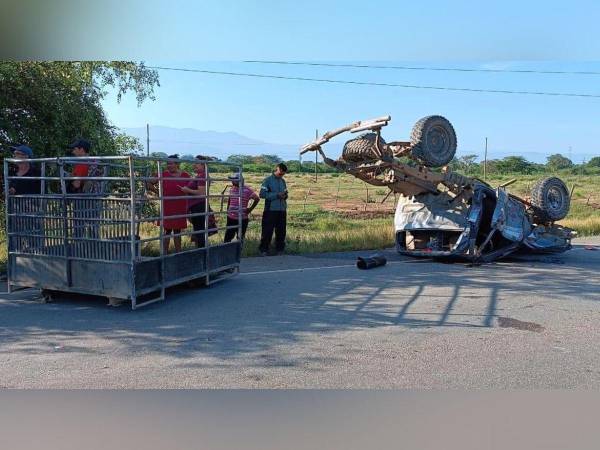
[
  {"xmin": 484, "ymin": 137, "xmax": 488, "ymax": 181},
  {"xmin": 314, "ymin": 129, "xmax": 318, "ymax": 183},
  {"xmin": 146, "ymin": 123, "xmax": 150, "ymax": 156}
]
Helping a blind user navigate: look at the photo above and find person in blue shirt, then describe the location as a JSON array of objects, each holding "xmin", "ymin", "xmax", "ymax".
[{"xmin": 258, "ymin": 163, "xmax": 288, "ymax": 256}]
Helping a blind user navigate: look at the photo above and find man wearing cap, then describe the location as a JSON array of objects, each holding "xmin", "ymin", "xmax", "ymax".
[
  {"xmin": 67, "ymin": 139, "xmax": 102, "ymax": 194},
  {"xmin": 8, "ymin": 145, "xmax": 40, "ymax": 195},
  {"xmin": 67, "ymin": 138, "xmax": 102, "ymax": 239},
  {"xmin": 7, "ymin": 145, "xmax": 42, "ymax": 250},
  {"xmin": 223, "ymin": 173, "xmax": 260, "ymax": 243}
]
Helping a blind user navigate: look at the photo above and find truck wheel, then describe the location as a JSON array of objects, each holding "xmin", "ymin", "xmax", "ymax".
[
  {"xmin": 342, "ymin": 133, "xmax": 387, "ymax": 162},
  {"xmin": 410, "ymin": 115, "xmax": 457, "ymax": 167},
  {"xmin": 531, "ymin": 177, "xmax": 570, "ymax": 222}
]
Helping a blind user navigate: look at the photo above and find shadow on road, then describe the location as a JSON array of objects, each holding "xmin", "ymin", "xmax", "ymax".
[{"xmin": 0, "ymin": 245, "xmax": 598, "ymax": 361}]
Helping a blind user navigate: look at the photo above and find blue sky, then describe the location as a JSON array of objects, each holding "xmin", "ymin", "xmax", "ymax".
[{"xmin": 98, "ymin": 1, "xmax": 600, "ymax": 163}]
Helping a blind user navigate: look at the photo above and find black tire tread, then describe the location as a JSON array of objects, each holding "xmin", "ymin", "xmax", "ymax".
[
  {"xmin": 410, "ymin": 115, "xmax": 457, "ymax": 167},
  {"xmin": 530, "ymin": 176, "xmax": 570, "ymax": 222},
  {"xmin": 341, "ymin": 133, "xmax": 387, "ymax": 162}
]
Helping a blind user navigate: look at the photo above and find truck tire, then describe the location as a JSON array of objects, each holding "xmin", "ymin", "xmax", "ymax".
[
  {"xmin": 410, "ymin": 115, "xmax": 457, "ymax": 167},
  {"xmin": 531, "ymin": 177, "xmax": 570, "ymax": 222},
  {"xmin": 341, "ymin": 133, "xmax": 387, "ymax": 163}
]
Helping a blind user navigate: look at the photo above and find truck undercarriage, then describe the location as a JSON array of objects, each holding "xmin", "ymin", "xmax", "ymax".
[{"xmin": 300, "ymin": 115, "xmax": 573, "ymax": 262}]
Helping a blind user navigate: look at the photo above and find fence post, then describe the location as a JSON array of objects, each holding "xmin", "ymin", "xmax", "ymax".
[
  {"xmin": 484, "ymin": 137, "xmax": 488, "ymax": 181},
  {"xmin": 335, "ymin": 176, "xmax": 341, "ymax": 210},
  {"xmin": 3, "ymin": 160, "xmax": 11, "ymax": 293},
  {"xmin": 127, "ymin": 156, "xmax": 137, "ymax": 308},
  {"xmin": 157, "ymin": 160, "xmax": 165, "ymax": 302}
]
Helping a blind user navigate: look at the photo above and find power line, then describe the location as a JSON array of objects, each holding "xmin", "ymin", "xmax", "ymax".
[
  {"xmin": 243, "ymin": 60, "xmax": 600, "ymax": 76},
  {"xmin": 147, "ymin": 65, "xmax": 600, "ymax": 99}
]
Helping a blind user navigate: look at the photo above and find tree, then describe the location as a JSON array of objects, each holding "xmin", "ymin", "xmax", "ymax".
[
  {"xmin": 255, "ymin": 154, "xmax": 282, "ymax": 164},
  {"xmin": 226, "ymin": 154, "xmax": 256, "ymax": 165},
  {"xmin": 448, "ymin": 154, "xmax": 479, "ymax": 174},
  {"xmin": 0, "ymin": 61, "xmax": 159, "ymax": 157},
  {"xmin": 587, "ymin": 156, "xmax": 600, "ymax": 167},
  {"xmin": 493, "ymin": 156, "xmax": 535, "ymax": 174},
  {"xmin": 546, "ymin": 153, "xmax": 573, "ymax": 171},
  {"xmin": 459, "ymin": 154, "xmax": 479, "ymax": 171}
]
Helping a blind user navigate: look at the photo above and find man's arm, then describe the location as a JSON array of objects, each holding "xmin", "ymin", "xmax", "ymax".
[
  {"xmin": 145, "ymin": 172, "xmax": 159, "ymax": 195},
  {"xmin": 246, "ymin": 191, "xmax": 260, "ymax": 214},
  {"xmin": 259, "ymin": 177, "xmax": 279, "ymax": 200},
  {"xmin": 181, "ymin": 184, "xmax": 206, "ymax": 196}
]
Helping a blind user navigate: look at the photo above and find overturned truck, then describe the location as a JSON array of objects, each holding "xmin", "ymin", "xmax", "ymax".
[{"xmin": 300, "ymin": 115, "xmax": 573, "ymax": 262}]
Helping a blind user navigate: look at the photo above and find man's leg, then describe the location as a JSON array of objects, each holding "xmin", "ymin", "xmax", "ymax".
[
  {"xmin": 259, "ymin": 211, "xmax": 275, "ymax": 253},
  {"xmin": 72, "ymin": 199, "xmax": 85, "ymax": 239},
  {"xmin": 274, "ymin": 211, "xmax": 287, "ymax": 253},
  {"xmin": 240, "ymin": 218, "xmax": 249, "ymax": 240},
  {"xmin": 90, "ymin": 197, "xmax": 102, "ymax": 240},
  {"xmin": 189, "ymin": 203, "xmax": 206, "ymax": 248},
  {"xmin": 163, "ymin": 229, "xmax": 172, "ymax": 254},
  {"xmin": 224, "ymin": 216, "xmax": 237, "ymax": 243},
  {"xmin": 173, "ymin": 229, "xmax": 182, "ymax": 253}
]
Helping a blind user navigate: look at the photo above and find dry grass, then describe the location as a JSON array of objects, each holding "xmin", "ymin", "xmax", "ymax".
[{"xmin": 560, "ymin": 216, "xmax": 600, "ymax": 237}]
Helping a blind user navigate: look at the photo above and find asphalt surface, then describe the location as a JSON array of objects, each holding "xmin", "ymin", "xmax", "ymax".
[{"xmin": 1, "ymin": 238, "xmax": 599, "ymax": 388}]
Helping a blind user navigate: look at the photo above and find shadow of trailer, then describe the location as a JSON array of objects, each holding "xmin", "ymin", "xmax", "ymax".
[{"xmin": 3, "ymin": 155, "xmax": 244, "ymax": 309}]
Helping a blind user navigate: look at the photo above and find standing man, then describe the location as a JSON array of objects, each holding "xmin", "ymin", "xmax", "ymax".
[
  {"xmin": 8, "ymin": 145, "xmax": 42, "ymax": 250},
  {"xmin": 8, "ymin": 145, "xmax": 40, "ymax": 195},
  {"xmin": 67, "ymin": 138, "xmax": 102, "ymax": 239},
  {"xmin": 224, "ymin": 173, "xmax": 259, "ymax": 243},
  {"xmin": 181, "ymin": 155, "xmax": 209, "ymax": 248},
  {"xmin": 258, "ymin": 163, "xmax": 288, "ymax": 256},
  {"xmin": 67, "ymin": 138, "xmax": 102, "ymax": 194}
]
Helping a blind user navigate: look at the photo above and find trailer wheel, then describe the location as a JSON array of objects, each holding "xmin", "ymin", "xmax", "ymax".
[
  {"xmin": 341, "ymin": 133, "xmax": 388, "ymax": 163},
  {"xmin": 40, "ymin": 289, "xmax": 54, "ymax": 303},
  {"xmin": 410, "ymin": 115, "xmax": 457, "ymax": 167},
  {"xmin": 108, "ymin": 297, "xmax": 126, "ymax": 307},
  {"xmin": 531, "ymin": 177, "xmax": 570, "ymax": 222}
]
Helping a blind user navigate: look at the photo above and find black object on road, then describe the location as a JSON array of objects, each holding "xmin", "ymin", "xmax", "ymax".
[{"xmin": 357, "ymin": 254, "xmax": 387, "ymax": 270}]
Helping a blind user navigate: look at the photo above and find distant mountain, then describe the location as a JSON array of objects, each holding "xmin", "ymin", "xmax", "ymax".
[
  {"xmin": 122, "ymin": 126, "xmax": 303, "ymax": 161},
  {"xmin": 122, "ymin": 126, "xmax": 594, "ymax": 164}
]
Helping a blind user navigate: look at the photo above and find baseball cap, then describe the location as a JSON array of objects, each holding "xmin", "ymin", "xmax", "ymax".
[
  {"xmin": 10, "ymin": 145, "xmax": 33, "ymax": 158},
  {"xmin": 67, "ymin": 138, "xmax": 91, "ymax": 151},
  {"xmin": 228, "ymin": 173, "xmax": 244, "ymax": 183}
]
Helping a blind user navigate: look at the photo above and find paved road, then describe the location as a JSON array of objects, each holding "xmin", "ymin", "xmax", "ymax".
[{"xmin": 1, "ymin": 238, "xmax": 599, "ymax": 388}]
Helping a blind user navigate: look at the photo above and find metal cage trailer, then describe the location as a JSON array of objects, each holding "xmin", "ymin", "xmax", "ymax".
[{"xmin": 3, "ymin": 155, "xmax": 244, "ymax": 309}]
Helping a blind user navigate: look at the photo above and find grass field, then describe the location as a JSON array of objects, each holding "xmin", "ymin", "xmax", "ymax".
[
  {"xmin": 140, "ymin": 171, "xmax": 600, "ymax": 257},
  {"xmin": 230, "ymin": 172, "xmax": 600, "ymax": 254},
  {"xmin": 1, "ymin": 171, "xmax": 599, "ymax": 271}
]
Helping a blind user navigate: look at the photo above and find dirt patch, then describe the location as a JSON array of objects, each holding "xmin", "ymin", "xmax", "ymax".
[
  {"xmin": 336, "ymin": 210, "xmax": 395, "ymax": 219},
  {"xmin": 587, "ymin": 202, "xmax": 600, "ymax": 210},
  {"xmin": 321, "ymin": 200, "xmax": 395, "ymax": 219},
  {"xmin": 497, "ymin": 316, "xmax": 545, "ymax": 332}
]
